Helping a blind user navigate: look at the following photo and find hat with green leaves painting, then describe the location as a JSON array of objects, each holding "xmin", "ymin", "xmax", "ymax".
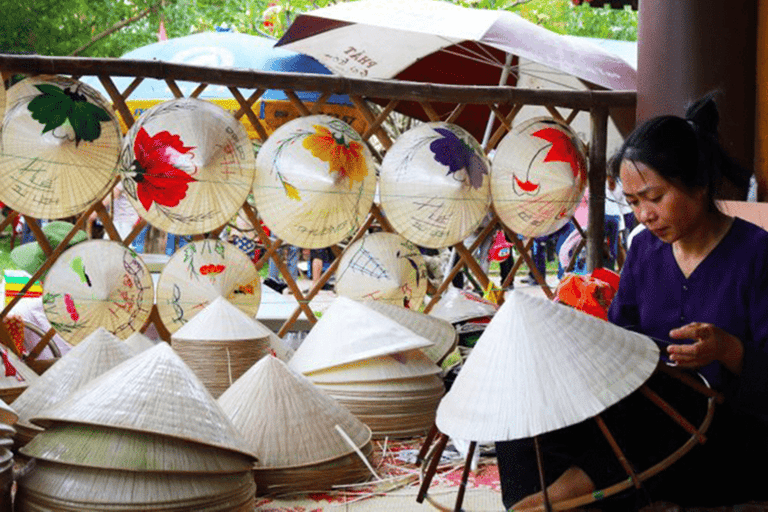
[{"xmin": 10, "ymin": 222, "xmax": 88, "ymax": 276}]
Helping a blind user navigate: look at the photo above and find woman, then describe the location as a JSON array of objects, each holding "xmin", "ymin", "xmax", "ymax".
[{"xmin": 499, "ymin": 95, "xmax": 768, "ymax": 510}]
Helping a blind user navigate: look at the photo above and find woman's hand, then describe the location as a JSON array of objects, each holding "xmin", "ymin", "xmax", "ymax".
[{"xmin": 668, "ymin": 322, "xmax": 744, "ymax": 375}]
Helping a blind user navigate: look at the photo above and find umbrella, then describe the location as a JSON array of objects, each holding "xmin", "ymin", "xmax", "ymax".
[
  {"xmin": 276, "ymin": 0, "xmax": 637, "ymax": 141},
  {"xmin": 84, "ymin": 31, "xmax": 366, "ymax": 138}
]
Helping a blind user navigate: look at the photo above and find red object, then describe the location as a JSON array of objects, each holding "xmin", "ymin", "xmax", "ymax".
[
  {"xmin": 488, "ymin": 230, "xmax": 513, "ymax": 262},
  {"xmin": 157, "ymin": 18, "xmax": 168, "ymax": 42},
  {"xmin": 132, "ymin": 128, "xmax": 197, "ymax": 211},
  {"xmin": 0, "ymin": 349, "xmax": 17, "ymax": 377},
  {"xmin": 555, "ymin": 268, "xmax": 620, "ymax": 320}
]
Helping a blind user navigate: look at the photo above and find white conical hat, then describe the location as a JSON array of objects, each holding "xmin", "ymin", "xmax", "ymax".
[
  {"xmin": 119, "ymin": 97, "xmax": 255, "ymax": 236},
  {"xmin": 172, "ymin": 295, "xmax": 271, "ymax": 341},
  {"xmin": 428, "ymin": 286, "xmax": 499, "ymax": 323},
  {"xmin": 253, "ymin": 115, "xmax": 376, "ymax": 248},
  {"xmin": 0, "ymin": 398, "xmax": 17, "ymax": 426},
  {"xmin": 436, "ymin": 291, "xmax": 659, "ymax": 441},
  {"xmin": 307, "ymin": 349, "xmax": 441, "ymax": 384},
  {"xmin": 123, "ymin": 331, "xmax": 158, "ymax": 354},
  {"xmin": 156, "ymin": 239, "xmax": 262, "ymax": 335},
  {"xmin": 492, "ymin": 117, "xmax": 588, "ymax": 238},
  {"xmin": 31, "ymin": 342, "xmax": 257, "ymax": 459},
  {"xmin": 365, "ymin": 300, "xmax": 457, "ymax": 364},
  {"xmin": 42, "ymin": 240, "xmax": 154, "ymax": 345},
  {"xmin": 0, "ymin": 75, "xmax": 120, "ymax": 219},
  {"xmin": 20, "ymin": 422, "xmax": 254, "ymax": 474},
  {"xmin": 12, "ymin": 326, "xmax": 134, "ymax": 430},
  {"xmin": 288, "ymin": 296, "xmax": 433, "ymax": 374},
  {"xmin": 335, "ymin": 232, "xmax": 428, "ymax": 309},
  {"xmin": 380, "ymin": 122, "xmax": 491, "ymax": 248},
  {"xmin": 219, "ymin": 355, "xmax": 371, "ymax": 468}
]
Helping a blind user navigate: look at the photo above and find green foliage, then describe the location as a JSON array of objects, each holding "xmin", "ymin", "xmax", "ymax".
[{"xmin": 0, "ymin": 0, "xmax": 636, "ymax": 58}]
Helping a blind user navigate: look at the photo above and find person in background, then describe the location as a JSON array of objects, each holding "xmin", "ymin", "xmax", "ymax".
[{"xmin": 499, "ymin": 94, "xmax": 765, "ymax": 510}]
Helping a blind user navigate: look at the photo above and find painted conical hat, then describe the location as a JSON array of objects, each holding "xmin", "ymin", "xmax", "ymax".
[
  {"xmin": 42, "ymin": 240, "xmax": 154, "ymax": 345},
  {"xmin": 31, "ymin": 342, "xmax": 257, "ymax": 459},
  {"xmin": 335, "ymin": 232, "xmax": 428, "ymax": 309},
  {"xmin": 0, "ymin": 75, "xmax": 120, "ymax": 218},
  {"xmin": 380, "ymin": 122, "xmax": 491, "ymax": 248},
  {"xmin": 219, "ymin": 355, "xmax": 372, "ymax": 468},
  {"xmin": 435, "ymin": 291, "xmax": 659, "ymax": 441},
  {"xmin": 492, "ymin": 117, "xmax": 588, "ymax": 238},
  {"xmin": 288, "ymin": 296, "xmax": 433, "ymax": 375},
  {"xmin": 11, "ymin": 326, "xmax": 134, "ymax": 430},
  {"xmin": 156, "ymin": 239, "xmax": 261, "ymax": 335},
  {"xmin": 119, "ymin": 97, "xmax": 255, "ymax": 236},
  {"xmin": 123, "ymin": 331, "xmax": 158, "ymax": 354},
  {"xmin": 306, "ymin": 349, "xmax": 441, "ymax": 384},
  {"xmin": 0, "ymin": 398, "xmax": 17, "ymax": 426},
  {"xmin": 21, "ymin": 422, "xmax": 254, "ymax": 473},
  {"xmin": 0, "ymin": 346, "xmax": 38, "ymax": 402},
  {"xmin": 365, "ymin": 300, "xmax": 457, "ymax": 364},
  {"xmin": 253, "ymin": 115, "xmax": 376, "ymax": 248}
]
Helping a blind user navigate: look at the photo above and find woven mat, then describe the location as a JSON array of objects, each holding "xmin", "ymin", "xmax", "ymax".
[{"xmin": 253, "ymin": 437, "xmax": 503, "ymax": 511}]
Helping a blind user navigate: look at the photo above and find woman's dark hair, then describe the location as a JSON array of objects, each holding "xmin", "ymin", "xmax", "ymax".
[{"xmin": 608, "ymin": 93, "xmax": 751, "ymax": 205}]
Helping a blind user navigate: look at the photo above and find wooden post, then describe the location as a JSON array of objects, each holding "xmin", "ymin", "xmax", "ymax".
[{"xmin": 588, "ymin": 107, "xmax": 608, "ymax": 272}]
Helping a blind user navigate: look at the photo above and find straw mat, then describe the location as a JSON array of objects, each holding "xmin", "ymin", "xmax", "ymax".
[
  {"xmin": 491, "ymin": 117, "xmax": 588, "ymax": 238},
  {"xmin": 123, "ymin": 331, "xmax": 158, "ymax": 354},
  {"xmin": 288, "ymin": 296, "xmax": 433, "ymax": 375},
  {"xmin": 219, "ymin": 355, "xmax": 372, "ymax": 469},
  {"xmin": 16, "ymin": 459, "xmax": 255, "ymax": 511},
  {"xmin": 156, "ymin": 240, "xmax": 262, "ymax": 335},
  {"xmin": 364, "ymin": 300, "xmax": 457, "ymax": 364},
  {"xmin": 335, "ymin": 232, "xmax": 428, "ymax": 309},
  {"xmin": 20, "ymin": 422, "xmax": 254, "ymax": 474},
  {"xmin": 11, "ymin": 326, "xmax": 133, "ymax": 435},
  {"xmin": 119, "ymin": 97, "xmax": 256, "ymax": 236},
  {"xmin": 379, "ymin": 122, "xmax": 491, "ymax": 248},
  {"xmin": 0, "ymin": 398, "xmax": 16, "ymax": 426},
  {"xmin": 42, "ymin": 240, "xmax": 154, "ymax": 345},
  {"xmin": 253, "ymin": 115, "xmax": 376, "ymax": 248},
  {"xmin": 436, "ymin": 290, "xmax": 659, "ymax": 441},
  {"xmin": 31, "ymin": 343, "xmax": 257, "ymax": 459},
  {"xmin": 0, "ymin": 75, "xmax": 120, "ymax": 218},
  {"xmin": 307, "ymin": 349, "xmax": 442, "ymax": 384},
  {"xmin": 0, "ymin": 346, "xmax": 38, "ymax": 404}
]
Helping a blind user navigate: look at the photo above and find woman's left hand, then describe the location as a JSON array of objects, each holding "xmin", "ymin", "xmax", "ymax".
[{"xmin": 668, "ymin": 322, "xmax": 744, "ymax": 374}]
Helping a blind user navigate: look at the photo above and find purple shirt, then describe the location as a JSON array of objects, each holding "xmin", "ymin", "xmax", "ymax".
[{"xmin": 608, "ymin": 217, "xmax": 768, "ymax": 421}]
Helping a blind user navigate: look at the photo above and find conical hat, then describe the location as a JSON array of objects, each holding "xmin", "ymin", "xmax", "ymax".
[
  {"xmin": 172, "ymin": 295, "xmax": 272, "ymax": 341},
  {"xmin": 219, "ymin": 355, "xmax": 371, "ymax": 468},
  {"xmin": 0, "ymin": 346, "xmax": 38, "ymax": 402},
  {"xmin": 253, "ymin": 115, "xmax": 376, "ymax": 248},
  {"xmin": 12, "ymin": 326, "xmax": 134, "ymax": 430},
  {"xmin": 123, "ymin": 331, "xmax": 158, "ymax": 354},
  {"xmin": 365, "ymin": 300, "xmax": 457, "ymax": 363},
  {"xmin": 21, "ymin": 422, "xmax": 254, "ymax": 473},
  {"xmin": 119, "ymin": 97, "xmax": 255, "ymax": 236},
  {"xmin": 307, "ymin": 349, "xmax": 441, "ymax": 384},
  {"xmin": 492, "ymin": 117, "xmax": 588, "ymax": 238},
  {"xmin": 317, "ymin": 374, "xmax": 445, "ymax": 395},
  {"xmin": 428, "ymin": 286, "xmax": 499, "ymax": 323},
  {"xmin": 42, "ymin": 240, "xmax": 154, "ymax": 345},
  {"xmin": 335, "ymin": 232, "xmax": 428, "ymax": 309},
  {"xmin": 31, "ymin": 342, "xmax": 257, "ymax": 459},
  {"xmin": 380, "ymin": 122, "xmax": 491, "ymax": 248},
  {"xmin": 0, "ymin": 75, "xmax": 120, "ymax": 218},
  {"xmin": 435, "ymin": 291, "xmax": 659, "ymax": 441},
  {"xmin": 288, "ymin": 296, "xmax": 433, "ymax": 374},
  {"xmin": 156, "ymin": 239, "xmax": 261, "ymax": 335},
  {"xmin": 0, "ymin": 398, "xmax": 17, "ymax": 426}
]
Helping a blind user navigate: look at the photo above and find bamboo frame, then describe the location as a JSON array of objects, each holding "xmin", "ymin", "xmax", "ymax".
[{"xmin": 0, "ymin": 53, "xmax": 636, "ymax": 341}]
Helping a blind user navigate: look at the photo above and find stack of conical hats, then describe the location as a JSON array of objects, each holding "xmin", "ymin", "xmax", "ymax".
[
  {"xmin": 16, "ymin": 343, "xmax": 258, "ymax": 511},
  {"xmin": 289, "ymin": 297, "xmax": 445, "ymax": 438},
  {"xmin": 171, "ymin": 296, "xmax": 273, "ymax": 398},
  {"xmin": 219, "ymin": 356, "xmax": 374, "ymax": 495},
  {"xmin": 0, "ymin": 345, "xmax": 38, "ymax": 404},
  {"xmin": 11, "ymin": 327, "xmax": 134, "ymax": 445},
  {"xmin": 0, "ymin": 399, "xmax": 16, "ymax": 512}
]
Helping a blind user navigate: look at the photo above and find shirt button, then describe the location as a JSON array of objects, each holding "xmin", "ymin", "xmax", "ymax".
[{"xmin": 682, "ymin": 285, "xmax": 688, "ymax": 291}]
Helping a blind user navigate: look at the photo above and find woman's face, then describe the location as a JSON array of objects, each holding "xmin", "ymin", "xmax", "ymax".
[{"xmin": 619, "ymin": 159, "xmax": 707, "ymax": 244}]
